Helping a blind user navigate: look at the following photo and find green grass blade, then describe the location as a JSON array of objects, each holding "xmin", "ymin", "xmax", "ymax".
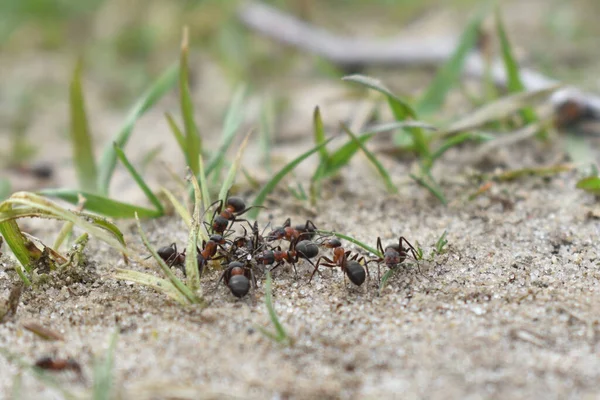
[
  {"xmin": 206, "ymin": 85, "xmax": 247, "ymax": 178},
  {"xmin": 114, "ymin": 269, "xmax": 189, "ymax": 305},
  {"xmin": 1, "ymin": 192, "xmax": 127, "ymax": 253},
  {"xmin": 248, "ymin": 137, "xmax": 334, "ymax": 219},
  {"xmin": 189, "ymin": 175, "xmax": 209, "ymax": 244},
  {"xmin": 0, "ymin": 218, "xmax": 33, "ymax": 284},
  {"xmin": 343, "ymin": 74, "xmax": 417, "ymax": 120},
  {"xmin": 180, "ymin": 27, "xmax": 201, "ymax": 176},
  {"xmin": 165, "ymin": 112, "xmax": 186, "ymax": 154},
  {"xmin": 315, "ymin": 230, "xmax": 380, "ymax": 256},
  {"xmin": 97, "ymin": 64, "xmax": 178, "ymax": 195},
  {"xmin": 113, "ymin": 143, "xmax": 164, "ymax": 215},
  {"xmin": 161, "ymin": 187, "xmax": 192, "ymax": 228},
  {"xmin": 313, "ymin": 106, "xmax": 329, "ymax": 163},
  {"xmin": 495, "ymin": 8, "xmax": 544, "ymax": 138},
  {"xmin": 38, "ymin": 189, "xmax": 161, "ymax": 219},
  {"xmin": 92, "ymin": 329, "xmax": 118, "ymax": 400},
  {"xmin": 135, "ymin": 213, "xmax": 200, "ymax": 304},
  {"xmin": 576, "ymin": 176, "xmax": 600, "ymax": 195},
  {"xmin": 340, "ymin": 123, "xmax": 397, "ymax": 193},
  {"xmin": 430, "ymin": 132, "xmax": 488, "ymax": 163},
  {"xmin": 260, "ymin": 272, "xmax": 291, "ymax": 345},
  {"xmin": 218, "ymin": 130, "xmax": 252, "ymax": 203},
  {"xmin": 259, "ymin": 96, "xmax": 274, "ymax": 172},
  {"xmin": 69, "ymin": 58, "xmax": 98, "ymax": 193},
  {"xmin": 409, "ymin": 173, "xmax": 447, "ymax": 205},
  {"xmin": 0, "ymin": 179, "xmax": 11, "ymax": 201},
  {"xmin": 416, "ymin": 9, "xmax": 486, "ymax": 115}
]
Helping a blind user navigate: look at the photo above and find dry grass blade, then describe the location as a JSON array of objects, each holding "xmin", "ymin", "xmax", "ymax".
[
  {"xmin": 22, "ymin": 322, "xmax": 64, "ymax": 341},
  {"xmin": 218, "ymin": 129, "xmax": 252, "ymax": 203},
  {"xmin": 161, "ymin": 187, "xmax": 192, "ymax": 228},
  {"xmin": 114, "ymin": 269, "xmax": 189, "ymax": 305}
]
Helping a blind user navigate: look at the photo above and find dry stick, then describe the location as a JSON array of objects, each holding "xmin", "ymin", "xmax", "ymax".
[{"xmin": 238, "ymin": 2, "xmax": 600, "ymax": 118}]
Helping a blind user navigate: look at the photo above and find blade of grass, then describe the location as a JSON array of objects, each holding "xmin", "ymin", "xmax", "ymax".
[
  {"xmin": 161, "ymin": 187, "xmax": 192, "ymax": 227},
  {"xmin": 97, "ymin": 64, "xmax": 178, "ymax": 195},
  {"xmin": 441, "ymin": 85, "xmax": 561, "ymax": 136},
  {"xmin": 38, "ymin": 189, "xmax": 161, "ymax": 219},
  {"xmin": 190, "ymin": 171, "xmax": 209, "ymax": 246},
  {"xmin": 113, "ymin": 269, "xmax": 189, "ymax": 305},
  {"xmin": 206, "ymin": 85, "xmax": 247, "ymax": 178},
  {"xmin": 576, "ymin": 176, "xmax": 600, "ymax": 195},
  {"xmin": 69, "ymin": 58, "xmax": 97, "ymax": 193},
  {"xmin": 1, "ymin": 192, "xmax": 127, "ymax": 253},
  {"xmin": 0, "ymin": 179, "xmax": 11, "ymax": 201},
  {"xmin": 496, "ymin": 8, "xmax": 544, "ymax": 138},
  {"xmin": 313, "ymin": 106, "xmax": 329, "ymax": 163},
  {"xmin": 416, "ymin": 8, "xmax": 486, "ymax": 115},
  {"xmin": 53, "ymin": 194, "xmax": 86, "ymax": 250},
  {"xmin": 248, "ymin": 137, "xmax": 334, "ymax": 219},
  {"xmin": 340, "ymin": 123, "xmax": 397, "ymax": 193},
  {"xmin": 113, "ymin": 143, "xmax": 163, "ymax": 215},
  {"xmin": 430, "ymin": 132, "xmax": 491, "ymax": 163},
  {"xmin": 256, "ymin": 272, "xmax": 292, "ymax": 345},
  {"xmin": 185, "ymin": 202, "xmax": 201, "ymax": 292},
  {"xmin": 259, "ymin": 96, "xmax": 275, "ymax": 172},
  {"xmin": 218, "ymin": 130, "xmax": 252, "ymax": 203},
  {"xmin": 0, "ymin": 218, "xmax": 33, "ymax": 284},
  {"xmin": 135, "ymin": 213, "xmax": 200, "ymax": 304},
  {"xmin": 165, "ymin": 112, "xmax": 186, "ymax": 155},
  {"xmin": 410, "ymin": 173, "xmax": 447, "ymax": 205},
  {"xmin": 93, "ymin": 329, "xmax": 118, "ymax": 400},
  {"xmin": 180, "ymin": 27, "xmax": 201, "ymax": 176}
]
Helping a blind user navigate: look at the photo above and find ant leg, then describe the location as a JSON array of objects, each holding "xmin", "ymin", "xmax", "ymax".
[
  {"xmin": 283, "ymin": 217, "xmax": 291, "ymax": 228},
  {"xmin": 309, "ymin": 256, "xmax": 334, "ymax": 283},
  {"xmin": 399, "ymin": 236, "xmax": 418, "ymax": 260}
]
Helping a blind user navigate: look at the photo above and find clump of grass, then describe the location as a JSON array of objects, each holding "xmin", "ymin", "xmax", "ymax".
[{"xmin": 256, "ymin": 272, "xmax": 293, "ymax": 346}]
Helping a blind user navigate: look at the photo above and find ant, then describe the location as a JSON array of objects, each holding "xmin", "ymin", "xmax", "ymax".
[
  {"xmin": 267, "ymin": 218, "xmax": 317, "ymax": 242},
  {"xmin": 255, "ymin": 238, "xmax": 319, "ymax": 277},
  {"xmin": 309, "ymin": 237, "xmax": 370, "ymax": 286},
  {"xmin": 155, "ymin": 243, "xmax": 185, "ymax": 267},
  {"xmin": 152, "ymin": 234, "xmax": 228, "ymax": 276},
  {"xmin": 209, "ymin": 197, "xmax": 259, "ymax": 234},
  {"xmin": 217, "ymin": 260, "xmax": 255, "ymax": 298},
  {"xmin": 34, "ymin": 356, "xmax": 85, "ymax": 382},
  {"xmin": 373, "ymin": 236, "xmax": 419, "ymax": 281}
]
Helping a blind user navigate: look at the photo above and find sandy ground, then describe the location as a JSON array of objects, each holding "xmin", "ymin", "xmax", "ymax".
[{"xmin": 2, "ymin": 1, "xmax": 600, "ymax": 399}]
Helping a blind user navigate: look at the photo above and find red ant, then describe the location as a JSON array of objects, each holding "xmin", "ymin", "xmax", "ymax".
[
  {"xmin": 209, "ymin": 197, "xmax": 259, "ymax": 234},
  {"xmin": 34, "ymin": 356, "xmax": 84, "ymax": 382},
  {"xmin": 153, "ymin": 234, "xmax": 228, "ymax": 275},
  {"xmin": 373, "ymin": 236, "xmax": 418, "ymax": 281},
  {"xmin": 309, "ymin": 237, "xmax": 369, "ymax": 286},
  {"xmin": 255, "ymin": 238, "xmax": 319, "ymax": 277},
  {"xmin": 156, "ymin": 243, "xmax": 185, "ymax": 267},
  {"xmin": 217, "ymin": 260, "xmax": 255, "ymax": 298},
  {"xmin": 267, "ymin": 218, "xmax": 317, "ymax": 242}
]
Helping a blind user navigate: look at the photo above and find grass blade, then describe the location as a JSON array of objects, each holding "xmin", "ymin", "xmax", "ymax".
[
  {"xmin": 248, "ymin": 137, "xmax": 334, "ymax": 219},
  {"xmin": 256, "ymin": 272, "xmax": 292, "ymax": 345},
  {"xmin": 315, "ymin": 230, "xmax": 380, "ymax": 256},
  {"xmin": 340, "ymin": 123, "xmax": 397, "ymax": 193},
  {"xmin": 92, "ymin": 329, "xmax": 118, "ymax": 400},
  {"xmin": 430, "ymin": 132, "xmax": 490, "ymax": 163},
  {"xmin": 495, "ymin": 8, "xmax": 544, "ymax": 138},
  {"xmin": 161, "ymin": 187, "xmax": 192, "ymax": 228},
  {"xmin": 38, "ymin": 189, "xmax": 161, "ymax": 219},
  {"xmin": 114, "ymin": 269, "xmax": 189, "ymax": 305},
  {"xmin": 409, "ymin": 173, "xmax": 447, "ymax": 205},
  {"xmin": 113, "ymin": 143, "xmax": 164, "ymax": 215},
  {"xmin": 576, "ymin": 176, "xmax": 600, "ymax": 195},
  {"xmin": 135, "ymin": 213, "xmax": 200, "ymax": 304},
  {"xmin": 165, "ymin": 112, "xmax": 186, "ymax": 155},
  {"xmin": 313, "ymin": 106, "xmax": 329, "ymax": 163},
  {"xmin": 180, "ymin": 27, "xmax": 202, "ymax": 176},
  {"xmin": 0, "ymin": 219, "xmax": 33, "ymax": 284},
  {"xmin": 206, "ymin": 85, "xmax": 247, "ymax": 178},
  {"xmin": 97, "ymin": 64, "xmax": 178, "ymax": 195},
  {"xmin": 218, "ymin": 130, "xmax": 252, "ymax": 202},
  {"xmin": 186, "ymin": 186, "xmax": 201, "ymax": 292},
  {"xmin": 416, "ymin": 8, "xmax": 486, "ymax": 115},
  {"xmin": 442, "ymin": 85, "xmax": 562, "ymax": 135},
  {"xmin": 69, "ymin": 58, "xmax": 97, "ymax": 193},
  {"xmin": 0, "ymin": 179, "xmax": 11, "ymax": 201}
]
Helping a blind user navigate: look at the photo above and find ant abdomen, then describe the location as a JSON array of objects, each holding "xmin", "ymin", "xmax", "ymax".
[
  {"xmin": 228, "ymin": 275, "xmax": 250, "ymax": 298},
  {"xmin": 226, "ymin": 197, "xmax": 246, "ymax": 213},
  {"xmin": 346, "ymin": 261, "xmax": 366, "ymax": 286},
  {"xmin": 296, "ymin": 240, "xmax": 319, "ymax": 259}
]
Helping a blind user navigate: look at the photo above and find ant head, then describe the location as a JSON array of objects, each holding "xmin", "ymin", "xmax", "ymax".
[
  {"xmin": 226, "ymin": 197, "xmax": 246, "ymax": 213},
  {"xmin": 296, "ymin": 240, "xmax": 319, "ymax": 259},
  {"xmin": 346, "ymin": 261, "xmax": 366, "ymax": 286},
  {"xmin": 266, "ymin": 227, "xmax": 286, "ymax": 241},
  {"xmin": 209, "ymin": 234, "xmax": 227, "ymax": 244},
  {"xmin": 325, "ymin": 238, "xmax": 342, "ymax": 248},
  {"xmin": 385, "ymin": 243, "xmax": 401, "ymax": 252}
]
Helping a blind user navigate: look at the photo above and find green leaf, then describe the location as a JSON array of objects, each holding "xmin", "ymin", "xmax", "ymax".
[
  {"xmin": 340, "ymin": 123, "xmax": 397, "ymax": 193},
  {"xmin": 206, "ymin": 85, "xmax": 247, "ymax": 178},
  {"xmin": 416, "ymin": 8, "xmax": 486, "ymax": 115},
  {"xmin": 410, "ymin": 173, "xmax": 447, "ymax": 205},
  {"xmin": 218, "ymin": 130, "xmax": 251, "ymax": 203},
  {"xmin": 38, "ymin": 189, "xmax": 161, "ymax": 219},
  {"xmin": 248, "ymin": 137, "xmax": 334, "ymax": 219},
  {"xmin": 113, "ymin": 143, "xmax": 164, "ymax": 215},
  {"xmin": 69, "ymin": 58, "xmax": 97, "ymax": 193},
  {"xmin": 256, "ymin": 272, "xmax": 292, "ymax": 345},
  {"xmin": 0, "ymin": 217, "xmax": 33, "ymax": 284},
  {"xmin": 315, "ymin": 230, "xmax": 380, "ymax": 257},
  {"xmin": 180, "ymin": 28, "xmax": 202, "ymax": 176},
  {"xmin": 97, "ymin": 64, "xmax": 178, "ymax": 195},
  {"xmin": 92, "ymin": 329, "xmax": 118, "ymax": 400},
  {"xmin": 165, "ymin": 112, "xmax": 186, "ymax": 154},
  {"xmin": 0, "ymin": 179, "xmax": 11, "ymax": 201},
  {"xmin": 313, "ymin": 106, "xmax": 329, "ymax": 163},
  {"xmin": 576, "ymin": 177, "xmax": 600, "ymax": 195}
]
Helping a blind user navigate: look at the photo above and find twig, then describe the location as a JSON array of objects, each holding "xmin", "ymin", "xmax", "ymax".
[{"xmin": 238, "ymin": 2, "xmax": 600, "ymax": 119}]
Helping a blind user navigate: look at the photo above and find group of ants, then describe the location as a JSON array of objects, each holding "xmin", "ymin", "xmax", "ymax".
[{"xmin": 153, "ymin": 196, "xmax": 419, "ymax": 298}]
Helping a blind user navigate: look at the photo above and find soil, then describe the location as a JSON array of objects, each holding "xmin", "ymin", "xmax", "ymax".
[{"xmin": 2, "ymin": 1, "xmax": 600, "ymax": 399}]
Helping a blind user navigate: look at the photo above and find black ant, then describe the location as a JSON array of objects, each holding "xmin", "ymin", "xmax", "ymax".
[
  {"xmin": 267, "ymin": 218, "xmax": 317, "ymax": 242},
  {"xmin": 152, "ymin": 234, "xmax": 228, "ymax": 276},
  {"xmin": 209, "ymin": 197, "xmax": 258, "ymax": 234},
  {"xmin": 309, "ymin": 237, "xmax": 369, "ymax": 286},
  {"xmin": 217, "ymin": 260, "xmax": 255, "ymax": 298},
  {"xmin": 155, "ymin": 243, "xmax": 186, "ymax": 267},
  {"xmin": 255, "ymin": 238, "xmax": 319, "ymax": 276},
  {"xmin": 373, "ymin": 236, "xmax": 418, "ymax": 281}
]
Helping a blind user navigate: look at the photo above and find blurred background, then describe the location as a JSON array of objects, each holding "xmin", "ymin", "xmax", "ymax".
[{"xmin": 1, "ymin": 0, "xmax": 599, "ymax": 195}]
